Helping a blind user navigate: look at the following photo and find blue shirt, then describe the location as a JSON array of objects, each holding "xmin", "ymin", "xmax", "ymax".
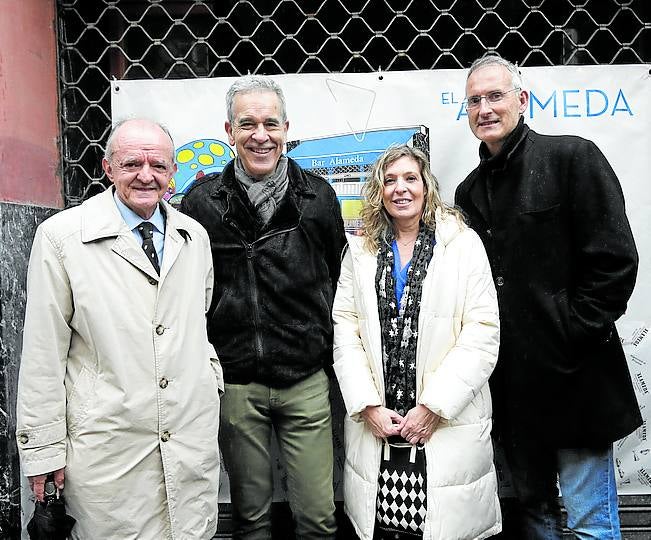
[
  {"xmin": 113, "ymin": 191, "xmax": 165, "ymax": 266},
  {"xmin": 391, "ymin": 240, "xmax": 411, "ymax": 305}
]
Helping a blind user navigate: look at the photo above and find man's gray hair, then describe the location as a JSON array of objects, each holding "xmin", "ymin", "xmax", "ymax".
[
  {"xmin": 225, "ymin": 75, "xmax": 287, "ymax": 124},
  {"xmin": 104, "ymin": 118, "xmax": 175, "ymax": 161},
  {"xmin": 467, "ymin": 54, "xmax": 524, "ymax": 90}
]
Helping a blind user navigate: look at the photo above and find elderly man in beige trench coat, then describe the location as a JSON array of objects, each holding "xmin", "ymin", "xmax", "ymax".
[{"xmin": 16, "ymin": 118, "xmax": 223, "ymax": 539}]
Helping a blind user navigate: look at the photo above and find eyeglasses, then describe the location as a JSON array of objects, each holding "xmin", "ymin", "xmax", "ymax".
[{"xmin": 465, "ymin": 88, "xmax": 521, "ymax": 111}]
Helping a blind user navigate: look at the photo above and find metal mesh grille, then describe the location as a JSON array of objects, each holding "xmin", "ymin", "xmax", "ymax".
[{"xmin": 56, "ymin": 0, "xmax": 650, "ymax": 206}]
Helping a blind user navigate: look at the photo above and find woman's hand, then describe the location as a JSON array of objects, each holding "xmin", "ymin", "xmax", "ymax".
[
  {"xmin": 360, "ymin": 405, "xmax": 404, "ymax": 439},
  {"xmin": 398, "ymin": 404, "xmax": 441, "ymax": 444}
]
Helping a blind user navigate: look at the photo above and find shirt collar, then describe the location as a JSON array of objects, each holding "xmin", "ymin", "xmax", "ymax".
[
  {"xmin": 113, "ymin": 190, "xmax": 165, "ymax": 233},
  {"xmin": 478, "ymin": 116, "xmax": 528, "ymax": 169}
]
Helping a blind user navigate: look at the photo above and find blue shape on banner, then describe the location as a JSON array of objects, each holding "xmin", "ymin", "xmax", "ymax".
[
  {"xmin": 166, "ymin": 138, "xmax": 235, "ymax": 205},
  {"xmin": 287, "ymin": 127, "xmax": 422, "ymax": 172}
]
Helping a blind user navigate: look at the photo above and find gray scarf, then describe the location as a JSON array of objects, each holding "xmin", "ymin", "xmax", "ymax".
[{"xmin": 234, "ymin": 155, "xmax": 289, "ymax": 225}]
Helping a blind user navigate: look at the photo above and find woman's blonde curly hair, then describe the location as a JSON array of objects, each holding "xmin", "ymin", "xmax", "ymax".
[{"xmin": 360, "ymin": 145, "xmax": 464, "ymax": 252}]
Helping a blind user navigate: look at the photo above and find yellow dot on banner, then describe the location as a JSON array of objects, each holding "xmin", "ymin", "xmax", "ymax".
[
  {"xmin": 209, "ymin": 143, "xmax": 225, "ymax": 156},
  {"xmin": 341, "ymin": 199, "xmax": 363, "ymax": 220},
  {"xmin": 193, "ymin": 141, "xmax": 205, "ymax": 149},
  {"xmin": 177, "ymin": 149, "xmax": 195, "ymax": 163},
  {"xmin": 230, "ymin": 150, "xmax": 235, "ymax": 158},
  {"xmin": 190, "ymin": 163, "xmax": 198, "ymax": 169},
  {"xmin": 198, "ymin": 154, "xmax": 214, "ymax": 166},
  {"xmin": 221, "ymin": 160, "xmax": 227, "ymax": 165}
]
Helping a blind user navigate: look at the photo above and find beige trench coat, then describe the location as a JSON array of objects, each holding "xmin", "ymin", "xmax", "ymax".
[
  {"xmin": 17, "ymin": 187, "xmax": 223, "ymax": 539},
  {"xmin": 333, "ymin": 211, "xmax": 502, "ymax": 540}
]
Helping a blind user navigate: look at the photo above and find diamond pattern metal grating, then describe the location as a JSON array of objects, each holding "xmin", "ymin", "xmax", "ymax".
[{"xmin": 56, "ymin": 0, "xmax": 650, "ymax": 206}]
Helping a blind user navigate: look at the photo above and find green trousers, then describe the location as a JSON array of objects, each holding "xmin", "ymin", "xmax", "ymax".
[{"xmin": 219, "ymin": 369, "xmax": 337, "ymax": 540}]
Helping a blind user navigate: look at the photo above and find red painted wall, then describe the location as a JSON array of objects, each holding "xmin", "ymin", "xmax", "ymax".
[{"xmin": 0, "ymin": 0, "xmax": 62, "ymax": 207}]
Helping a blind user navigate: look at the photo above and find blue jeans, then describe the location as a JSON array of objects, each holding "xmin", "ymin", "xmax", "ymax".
[{"xmin": 504, "ymin": 438, "xmax": 621, "ymax": 539}]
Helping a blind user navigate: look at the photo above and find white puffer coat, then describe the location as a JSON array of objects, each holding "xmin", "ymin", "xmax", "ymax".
[{"xmin": 333, "ymin": 211, "xmax": 502, "ymax": 540}]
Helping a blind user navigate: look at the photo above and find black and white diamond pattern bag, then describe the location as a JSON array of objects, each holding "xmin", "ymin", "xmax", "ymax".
[{"xmin": 376, "ymin": 441, "xmax": 427, "ymax": 537}]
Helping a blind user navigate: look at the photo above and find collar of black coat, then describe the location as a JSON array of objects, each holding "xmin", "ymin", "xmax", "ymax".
[
  {"xmin": 211, "ymin": 157, "xmax": 316, "ymax": 198},
  {"xmin": 478, "ymin": 116, "xmax": 529, "ymax": 171},
  {"xmin": 210, "ymin": 156, "xmax": 315, "ymax": 242}
]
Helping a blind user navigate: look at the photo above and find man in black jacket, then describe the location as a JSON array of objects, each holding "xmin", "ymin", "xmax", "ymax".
[
  {"xmin": 455, "ymin": 55, "xmax": 641, "ymax": 539},
  {"xmin": 181, "ymin": 76, "xmax": 345, "ymax": 539}
]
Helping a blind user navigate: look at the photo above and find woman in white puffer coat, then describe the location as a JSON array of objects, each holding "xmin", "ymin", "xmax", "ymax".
[{"xmin": 333, "ymin": 145, "xmax": 502, "ymax": 540}]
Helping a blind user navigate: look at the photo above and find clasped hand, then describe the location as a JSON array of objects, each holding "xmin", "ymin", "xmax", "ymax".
[
  {"xmin": 360, "ymin": 404, "xmax": 440, "ymax": 444},
  {"xmin": 28, "ymin": 467, "xmax": 65, "ymax": 502}
]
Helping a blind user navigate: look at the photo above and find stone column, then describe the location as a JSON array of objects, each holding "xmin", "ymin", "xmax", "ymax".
[{"xmin": 0, "ymin": 0, "xmax": 61, "ymax": 536}]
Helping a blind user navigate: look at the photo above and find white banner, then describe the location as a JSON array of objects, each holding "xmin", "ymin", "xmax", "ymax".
[{"xmin": 112, "ymin": 65, "xmax": 651, "ymax": 496}]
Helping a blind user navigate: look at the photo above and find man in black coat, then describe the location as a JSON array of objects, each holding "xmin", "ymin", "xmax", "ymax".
[
  {"xmin": 181, "ymin": 75, "xmax": 345, "ymax": 539},
  {"xmin": 455, "ymin": 55, "xmax": 641, "ymax": 539}
]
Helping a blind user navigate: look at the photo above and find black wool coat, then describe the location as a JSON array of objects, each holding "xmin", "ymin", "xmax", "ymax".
[
  {"xmin": 181, "ymin": 158, "xmax": 346, "ymax": 387},
  {"xmin": 455, "ymin": 119, "xmax": 641, "ymax": 448}
]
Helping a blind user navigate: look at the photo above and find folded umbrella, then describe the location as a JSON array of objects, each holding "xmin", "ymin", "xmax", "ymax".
[{"xmin": 27, "ymin": 476, "xmax": 76, "ymax": 540}]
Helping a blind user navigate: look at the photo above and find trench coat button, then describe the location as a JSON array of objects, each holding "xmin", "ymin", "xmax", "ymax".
[
  {"xmin": 148, "ymin": 277, "xmax": 157, "ymax": 285},
  {"xmin": 156, "ymin": 324, "xmax": 165, "ymax": 335},
  {"xmin": 18, "ymin": 434, "xmax": 29, "ymax": 445},
  {"xmin": 496, "ymin": 276, "xmax": 505, "ymax": 286},
  {"xmin": 161, "ymin": 431, "xmax": 171, "ymax": 442},
  {"xmin": 159, "ymin": 377, "xmax": 169, "ymax": 389}
]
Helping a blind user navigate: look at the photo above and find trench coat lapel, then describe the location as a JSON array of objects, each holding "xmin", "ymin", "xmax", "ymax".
[
  {"xmin": 80, "ymin": 187, "xmax": 162, "ymax": 281},
  {"xmin": 158, "ymin": 202, "xmax": 191, "ymax": 283},
  {"xmin": 111, "ymin": 235, "xmax": 160, "ymax": 279}
]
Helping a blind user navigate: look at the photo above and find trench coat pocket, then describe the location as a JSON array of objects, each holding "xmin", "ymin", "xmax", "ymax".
[{"xmin": 66, "ymin": 366, "xmax": 99, "ymax": 434}]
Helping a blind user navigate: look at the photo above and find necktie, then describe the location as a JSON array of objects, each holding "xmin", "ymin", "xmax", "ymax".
[{"xmin": 137, "ymin": 221, "xmax": 160, "ymax": 274}]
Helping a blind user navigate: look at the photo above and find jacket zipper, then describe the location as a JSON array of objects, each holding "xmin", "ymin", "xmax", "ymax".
[
  {"xmin": 244, "ymin": 242, "xmax": 264, "ymax": 362},
  {"xmin": 242, "ymin": 224, "xmax": 299, "ymax": 366}
]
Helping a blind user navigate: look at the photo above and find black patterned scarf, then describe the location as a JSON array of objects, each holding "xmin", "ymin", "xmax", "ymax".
[{"xmin": 375, "ymin": 224, "xmax": 436, "ymax": 419}]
